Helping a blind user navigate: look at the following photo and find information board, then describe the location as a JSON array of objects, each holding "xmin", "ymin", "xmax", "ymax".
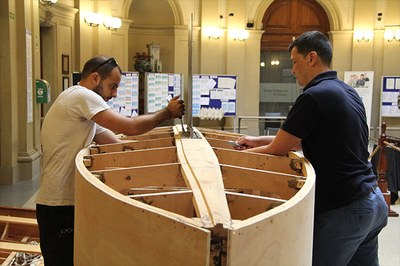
[
  {"xmin": 192, "ymin": 74, "xmax": 237, "ymax": 118},
  {"xmin": 72, "ymin": 72, "xmax": 139, "ymax": 117},
  {"xmin": 381, "ymin": 76, "xmax": 400, "ymax": 117},
  {"xmin": 344, "ymin": 71, "xmax": 374, "ymax": 128},
  {"xmin": 145, "ymin": 73, "xmax": 183, "ymax": 113}
]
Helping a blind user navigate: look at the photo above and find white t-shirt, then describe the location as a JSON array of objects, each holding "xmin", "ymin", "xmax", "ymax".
[{"xmin": 36, "ymin": 85, "xmax": 110, "ymax": 206}]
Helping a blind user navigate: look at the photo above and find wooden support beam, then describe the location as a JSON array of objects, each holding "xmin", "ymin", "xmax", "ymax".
[
  {"xmin": 220, "ymin": 164, "xmax": 300, "ymax": 200},
  {"xmin": 213, "ymin": 148, "xmax": 303, "ymax": 175},
  {"xmin": 86, "ymin": 147, "xmax": 177, "ymax": 171},
  {"xmin": 0, "ymin": 215, "xmax": 38, "ymax": 226},
  {"xmin": 0, "ymin": 241, "xmax": 41, "ymax": 254},
  {"xmin": 91, "ymin": 163, "xmax": 186, "ymax": 193},
  {"xmin": 90, "ymin": 137, "xmax": 175, "ymax": 154}
]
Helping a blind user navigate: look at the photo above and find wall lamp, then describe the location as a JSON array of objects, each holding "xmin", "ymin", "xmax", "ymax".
[
  {"xmin": 384, "ymin": 28, "xmax": 400, "ymax": 42},
  {"xmin": 354, "ymin": 29, "xmax": 374, "ymax": 42},
  {"xmin": 204, "ymin": 27, "xmax": 223, "ymax": 40},
  {"xmin": 40, "ymin": 0, "xmax": 57, "ymax": 6},
  {"xmin": 103, "ymin": 16, "xmax": 122, "ymax": 31},
  {"xmin": 84, "ymin": 12, "xmax": 103, "ymax": 27},
  {"xmin": 229, "ymin": 29, "xmax": 249, "ymax": 41},
  {"xmin": 271, "ymin": 60, "xmax": 280, "ymax": 66},
  {"xmin": 84, "ymin": 12, "xmax": 122, "ymax": 31}
]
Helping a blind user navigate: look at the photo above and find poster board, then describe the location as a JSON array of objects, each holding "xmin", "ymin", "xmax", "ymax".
[
  {"xmin": 144, "ymin": 73, "xmax": 183, "ymax": 113},
  {"xmin": 380, "ymin": 76, "xmax": 400, "ymax": 117},
  {"xmin": 192, "ymin": 74, "xmax": 237, "ymax": 117},
  {"xmin": 72, "ymin": 72, "xmax": 139, "ymax": 117},
  {"xmin": 344, "ymin": 71, "xmax": 374, "ymax": 128}
]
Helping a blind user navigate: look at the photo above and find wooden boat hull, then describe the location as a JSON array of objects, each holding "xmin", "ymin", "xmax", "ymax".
[{"xmin": 75, "ymin": 126, "xmax": 315, "ymax": 265}]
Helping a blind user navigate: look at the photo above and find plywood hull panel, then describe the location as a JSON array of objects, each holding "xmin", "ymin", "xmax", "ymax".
[{"xmin": 75, "ymin": 126, "xmax": 315, "ymax": 265}]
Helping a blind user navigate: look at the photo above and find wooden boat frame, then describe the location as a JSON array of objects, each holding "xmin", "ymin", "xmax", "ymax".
[
  {"xmin": 0, "ymin": 206, "xmax": 41, "ymax": 265},
  {"xmin": 75, "ymin": 126, "xmax": 315, "ymax": 265}
]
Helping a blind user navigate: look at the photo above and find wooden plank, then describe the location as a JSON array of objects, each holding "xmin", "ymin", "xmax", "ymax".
[
  {"xmin": 90, "ymin": 137, "xmax": 175, "ymax": 154},
  {"xmin": 0, "ymin": 242, "xmax": 41, "ymax": 254},
  {"xmin": 204, "ymin": 137, "xmax": 236, "ymax": 150},
  {"xmin": 87, "ymin": 147, "xmax": 177, "ymax": 171},
  {"xmin": 221, "ymin": 164, "xmax": 300, "ymax": 200},
  {"xmin": 121, "ymin": 132, "xmax": 173, "ymax": 140},
  {"xmin": 226, "ymin": 158, "xmax": 316, "ymax": 266},
  {"xmin": 198, "ymin": 127, "xmax": 242, "ymax": 138},
  {"xmin": 213, "ymin": 148, "xmax": 302, "ymax": 175},
  {"xmin": 92, "ymin": 163, "xmax": 186, "ymax": 193},
  {"xmin": 0, "ymin": 216, "xmax": 37, "ymax": 226},
  {"xmin": 75, "ymin": 150, "xmax": 211, "ymax": 265},
  {"xmin": 174, "ymin": 127, "xmax": 232, "ymax": 228},
  {"xmin": 129, "ymin": 191, "xmax": 196, "ymax": 217},
  {"xmin": 0, "ymin": 207, "xmax": 36, "ymax": 219},
  {"xmin": 226, "ymin": 192, "xmax": 285, "ymax": 220}
]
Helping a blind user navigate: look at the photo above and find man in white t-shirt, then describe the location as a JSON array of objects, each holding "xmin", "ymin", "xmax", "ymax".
[{"xmin": 36, "ymin": 56, "xmax": 185, "ymax": 265}]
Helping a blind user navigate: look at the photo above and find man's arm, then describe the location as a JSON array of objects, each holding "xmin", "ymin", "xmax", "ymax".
[
  {"xmin": 91, "ymin": 96, "xmax": 184, "ymax": 136},
  {"xmin": 93, "ymin": 129, "xmax": 121, "ymax": 145},
  {"xmin": 246, "ymin": 129, "xmax": 301, "ymax": 156}
]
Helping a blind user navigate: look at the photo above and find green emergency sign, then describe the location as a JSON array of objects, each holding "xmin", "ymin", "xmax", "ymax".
[{"xmin": 36, "ymin": 79, "xmax": 51, "ymax": 103}]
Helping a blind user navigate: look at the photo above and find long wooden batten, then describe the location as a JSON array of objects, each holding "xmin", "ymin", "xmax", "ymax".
[{"xmin": 75, "ymin": 126, "xmax": 315, "ymax": 265}]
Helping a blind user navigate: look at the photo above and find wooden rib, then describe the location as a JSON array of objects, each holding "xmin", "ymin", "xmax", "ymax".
[
  {"xmin": 121, "ymin": 132, "xmax": 173, "ymax": 140},
  {"xmin": 198, "ymin": 127, "xmax": 242, "ymax": 138},
  {"xmin": 220, "ymin": 164, "xmax": 300, "ymax": 200},
  {"xmin": 0, "ymin": 216, "xmax": 38, "ymax": 226},
  {"xmin": 225, "ymin": 191, "xmax": 286, "ymax": 203},
  {"xmin": 129, "ymin": 191, "xmax": 195, "ymax": 217},
  {"xmin": 0, "ymin": 242, "xmax": 41, "ymax": 254},
  {"xmin": 87, "ymin": 147, "xmax": 177, "ymax": 171},
  {"xmin": 92, "ymin": 163, "xmax": 186, "ymax": 192},
  {"xmin": 174, "ymin": 126, "xmax": 232, "ymax": 228},
  {"xmin": 226, "ymin": 192, "xmax": 285, "ymax": 220},
  {"xmin": 90, "ymin": 137, "xmax": 175, "ymax": 154},
  {"xmin": 129, "ymin": 190, "xmax": 191, "ymax": 198},
  {"xmin": 204, "ymin": 137, "xmax": 236, "ymax": 150},
  {"xmin": 213, "ymin": 148, "xmax": 302, "ymax": 175}
]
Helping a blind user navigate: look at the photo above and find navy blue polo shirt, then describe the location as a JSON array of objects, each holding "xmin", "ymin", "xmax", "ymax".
[{"xmin": 281, "ymin": 71, "xmax": 377, "ymax": 214}]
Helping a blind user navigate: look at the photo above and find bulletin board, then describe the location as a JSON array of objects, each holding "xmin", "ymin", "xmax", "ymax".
[
  {"xmin": 72, "ymin": 72, "xmax": 139, "ymax": 117},
  {"xmin": 192, "ymin": 74, "xmax": 237, "ymax": 117},
  {"xmin": 344, "ymin": 71, "xmax": 374, "ymax": 128},
  {"xmin": 144, "ymin": 73, "xmax": 183, "ymax": 113},
  {"xmin": 381, "ymin": 76, "xmax": 400, "ymax": 117}
]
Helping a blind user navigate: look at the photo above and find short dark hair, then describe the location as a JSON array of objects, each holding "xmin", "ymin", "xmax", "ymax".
[
  {"xmin": 80, "ymin": 56, "xmax": 122, "ymax": 80},
  {"xmin": 288, "ymin": 31, "xmax": 332, "ymax": 66}
]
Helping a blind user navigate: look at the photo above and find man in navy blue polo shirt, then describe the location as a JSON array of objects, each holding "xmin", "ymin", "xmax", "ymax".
[{"xmin": 235, "ymin": 31, "xmax": 388, "ymax": 266}]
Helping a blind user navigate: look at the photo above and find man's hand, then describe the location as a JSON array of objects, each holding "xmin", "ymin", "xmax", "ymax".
[
  {"xmin": 234, "ymin": 135, "xmax": 259, "ymax": 150},
  {"xmin": 166, "ymin": 96, "xmax": 185, "ymax": 119}
]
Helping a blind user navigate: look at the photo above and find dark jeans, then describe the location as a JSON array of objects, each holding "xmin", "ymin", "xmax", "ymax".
[
  {"xmin": 36, "ymin": 204, "xmax": 74, "ymax": 266},
  {"xmin": 313, "ymin": 187, "xmax": 388, "ymax": 266}
]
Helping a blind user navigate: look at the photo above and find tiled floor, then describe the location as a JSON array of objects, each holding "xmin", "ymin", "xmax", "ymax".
[{"xmin": 0, "ymin": 179, "xmax": 399, "ymax": 265}]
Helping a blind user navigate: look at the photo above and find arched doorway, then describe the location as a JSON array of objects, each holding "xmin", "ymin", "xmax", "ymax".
[{"xmin": 259, "ymin": 0, "xmax": 330, "ymax": 135}]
